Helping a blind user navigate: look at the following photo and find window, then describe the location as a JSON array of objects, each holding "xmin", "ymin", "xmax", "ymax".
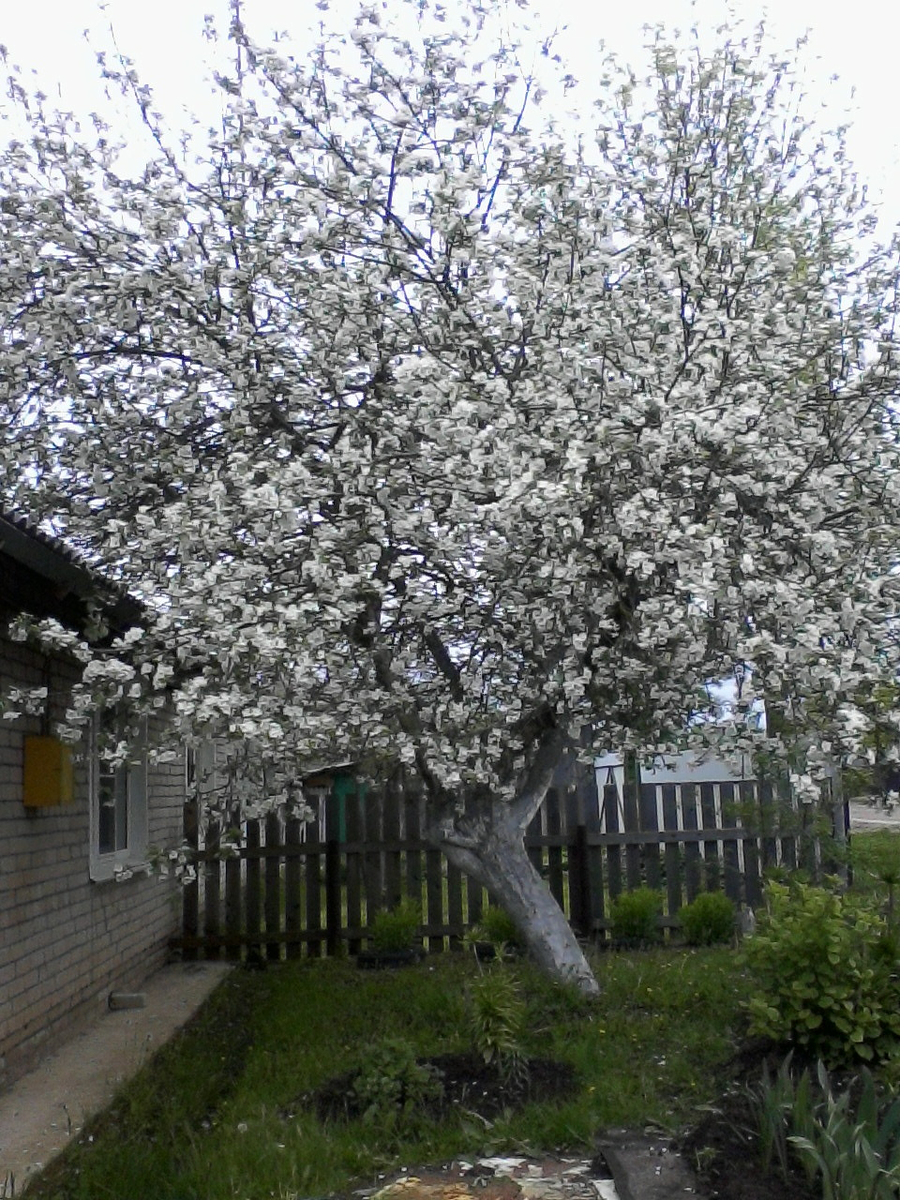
[{"xmin": 89, "ymin": 713, "xmax": 148, "ymax": 882}]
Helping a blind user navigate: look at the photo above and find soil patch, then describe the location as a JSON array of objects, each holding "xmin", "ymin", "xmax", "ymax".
[
  {"xmin": 679, "ymin": 1043, "xmax": 819, "ymax": 1200},
  {"xmin": 303, "ymin": 1053, "xmax": 577, "ymax": 1124}
]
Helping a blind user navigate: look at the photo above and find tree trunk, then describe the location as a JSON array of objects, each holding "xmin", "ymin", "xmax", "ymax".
[{"xmin": 432, "ymin": 806, "xmax": 600, "ymax": 996}]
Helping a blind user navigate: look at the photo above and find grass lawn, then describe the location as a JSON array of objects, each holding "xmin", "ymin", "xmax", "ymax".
[
  {"xmin": 850, "ymin": 825, "xmax": 900, "ymax": 895},
  {"xmin": 26, "ymin": 945, "xmax": 748, "ymax": 1200}
]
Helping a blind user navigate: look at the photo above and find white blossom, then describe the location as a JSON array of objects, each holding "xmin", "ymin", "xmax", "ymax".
[{"xmin": 1, "ymin": 5, "xmax": 898, "ymax": 990}]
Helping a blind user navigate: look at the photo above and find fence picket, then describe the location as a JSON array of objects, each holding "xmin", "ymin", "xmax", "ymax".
[
  {"xmin": 182, "ymin": 788, "xmax": 200, "ymax": 962},
  {"xmin": 639, "ymin": 782, "xmax": 662, "ymax": 892},
  {"xmin": 700, "ymin": 783, "xmax": 721, "ymax": 892},
  {"xmin": 305, "ymin": 813, "xmax": 323, "ymax": 957},
  {"xmin": 740, "ymin": 781, "xmax": 763, "ymax": 909},
  {"xmin": 580, "ymin": 766, "xmax": 605, "ymax": 934},
  {"xmin": 365, "ymin": 783, "xmax": 384, "ymax": 918},
  {"xmin": 681, "ymin": 783, "xmax": 702, "ymax": 901},
  {"xmin": 225, "ymin": 837, "xmax": 243, "ymax": 962},
  {"xmin": 383, "ymin": 775, "xmax": 403, "ymax": 911},
  {"xmin": 265, "ymin": 812, "xmax": 282, "ymax": 961},
  {"xmin": 203, "ymin": 816, "xmax": 221, "ymax": 960},
  {"xmin": 285, "ymin": 816, "xmax": 303, "ymax": 959},
  {"xmin": 661, "ymin": 783, "xmax": 682, "ymax": 918},
  {"xmin": 719, "ymin": 783, "xmax": 742, "ymax": 904},
  {"xmin": 405, "ymin": 789, "xmax": 423, "ymax": 910},
  {"xmin": 426, "ymin": 848, "xmax": 444, "ymax": 952},
  {"xmin": 245, "ymin": 821, "xmax": 261, "ymax": 956},
  {"xmin": 344, "ymin": 785, "xmax": 363, "ymax": 953},
  {"xmin": 622, "ymin": 777, "xmax": 642, "ymax": 891},
  {"xmin": 546, "ymin": 787, "xmax": 565, "ymax": 910},
  {"xmin": 602, "ymin": 781, "xmax": 623, "ymax": 904}
]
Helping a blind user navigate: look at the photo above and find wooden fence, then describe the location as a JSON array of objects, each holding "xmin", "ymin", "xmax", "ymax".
[{"xmin": 175, "ymin": 767, "xmax": 811, "ymax": 962}]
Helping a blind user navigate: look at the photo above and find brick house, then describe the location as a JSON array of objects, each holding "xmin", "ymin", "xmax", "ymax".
[{"xmin": 0, "ymin": 512, "xmax": 185, "ymax": 1089}]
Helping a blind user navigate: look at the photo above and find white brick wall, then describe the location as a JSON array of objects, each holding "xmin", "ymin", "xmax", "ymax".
[{"xmin": 0, "ymin": 635, "xmax": 185, "ymax": 1088}]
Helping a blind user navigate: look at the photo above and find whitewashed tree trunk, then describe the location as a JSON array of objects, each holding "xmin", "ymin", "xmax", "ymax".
[{"xmin": 429, "ymin": 799, "xmax": 600, "ymax": 996}]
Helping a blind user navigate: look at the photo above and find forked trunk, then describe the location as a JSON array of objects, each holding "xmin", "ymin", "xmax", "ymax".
[{"xmin": 434, "ymin": 807, "xmax": 600, "ymax": 996}]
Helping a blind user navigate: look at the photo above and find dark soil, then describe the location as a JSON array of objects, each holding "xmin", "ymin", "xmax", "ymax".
[
  {"xmin": 680, "ymin": 1088, "xmax": 817, "ymax": 1200},
  {"xmin": 302, "ymin": 1053, "xmax": 577, "ymax": 1124},
  {"xmin": 679, "ymin": 1042, "xmax": 820, "ymax": 1200}
]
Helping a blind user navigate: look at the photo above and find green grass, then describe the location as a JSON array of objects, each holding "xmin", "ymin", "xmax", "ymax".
[
  {"xmin": 26, "ymin": 947, "xmax": 748, "ymax": 1200},
  {"xmin": 850, "ymin": 828, "xmax": 900, "ymax": 897}
]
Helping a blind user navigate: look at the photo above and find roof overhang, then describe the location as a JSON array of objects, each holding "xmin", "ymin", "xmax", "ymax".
[{"xmin": 0, "ymin": 511, "xmax": 142, "ymax": 641}]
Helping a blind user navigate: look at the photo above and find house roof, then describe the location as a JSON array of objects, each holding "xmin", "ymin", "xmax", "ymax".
[{"xmin": 0, "ymin": 510, "xmax": 142, "ymax": 640}]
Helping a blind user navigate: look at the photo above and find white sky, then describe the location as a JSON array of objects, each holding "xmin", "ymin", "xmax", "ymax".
[{"xmin": 2, "ymin": 0, "xmax": 899, "ymax": 224}]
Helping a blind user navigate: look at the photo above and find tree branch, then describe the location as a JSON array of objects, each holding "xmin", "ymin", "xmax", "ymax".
[
  {"xmin": 510, "ymin": 721, "xmax": 568, "ymax": 831},
  {"xmin": 423, "ymin": 627, "xmax": 463, "ymax": 701}
]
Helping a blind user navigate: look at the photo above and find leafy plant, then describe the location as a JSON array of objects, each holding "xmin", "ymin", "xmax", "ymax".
[
  {"xmin": 610, "ymin": 888, "xmax": 664, "ymax": 945},
  {"xmin": 368, "ymin": 899, "xmax": 422, "ymax": 954},
  {"xmin": 748, "ymin": 1053, "xmax": 818, "ymax": 1185},
  {"xmin": 679, "ymin": 892, "xmax": 736, "ymax": 946},
  {"xmin": 470, "ymin": 968, "xmax": 528, "ymax": 1085},
  {"xmin": 351, "ymin": 1036, "xmax": 444, "ymax": 1126},
  {"xmin": 752, "ymin": 1056, "xmax": 900, "ymax": 1200},
  {"xmin": 466, "ymin": 905, "xmax": 524, "ymax": 954},
  {"xmin": 789, "ymin": 1064, "xmax": 900, "ymax": 1200},
  {"xmin": 744, "ymin": 880, "xmax": 900, "ymax": 1064}
]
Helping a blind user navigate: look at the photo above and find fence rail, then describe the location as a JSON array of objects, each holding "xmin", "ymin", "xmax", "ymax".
[{"xmin": 174, "ymin": 768, "xmax": 808, "ymax": 962}]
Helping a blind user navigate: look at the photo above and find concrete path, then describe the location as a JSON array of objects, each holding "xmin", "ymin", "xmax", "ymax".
[
  {"xmin": 0, "ymin": 960, "xmax": 231, "ymax": 1194},
  {"xmin": 849, "ymin": 800, "xmax": 900, "ymax": 831}
]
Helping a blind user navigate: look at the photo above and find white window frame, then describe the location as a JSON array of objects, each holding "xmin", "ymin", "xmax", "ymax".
[{"xmin": 89, "ymin": 714, "xmax": 149, "ymax": 882}]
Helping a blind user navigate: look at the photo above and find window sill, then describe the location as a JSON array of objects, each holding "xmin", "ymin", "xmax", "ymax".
[{"xmin": 90, "ymin": 857, "xmax": 152, "ymax": 884}]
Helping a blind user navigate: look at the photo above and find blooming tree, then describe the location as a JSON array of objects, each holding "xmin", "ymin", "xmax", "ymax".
[{"xmin": 3, "ymin": 3, "xmax": 900, "ymax": 992}]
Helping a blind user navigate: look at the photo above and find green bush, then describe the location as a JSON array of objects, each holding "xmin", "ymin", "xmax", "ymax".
[
  {"xmin": 610, "ymin": 887, "xmax": 663, "ymax": 944},
  {"xmin": 351, "ymin": 1036, "xmax": 444, "ymax": 1126},
  {"xmin": 470, "ymin": 967, "xmax": 528, "ymax": 1084},
  {"xmin": 467, "ymin": 904, "xmax": 524, "ymax": 952},
  {"xmin": 368, "ymin": 899, "xmax": 422, "ymax": 953},
  {"xmin": 679, "ymin": 892, "xmax": 735, "ymax": 946},
  {"xmin": 744, "ymin": 880, "xmax": 900, "ymax": 1065}
]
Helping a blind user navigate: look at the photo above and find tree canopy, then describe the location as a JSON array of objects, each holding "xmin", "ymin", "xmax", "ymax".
[{"xmin": 3, "ymin": 2, "xmax": 900, "ymax": 989}]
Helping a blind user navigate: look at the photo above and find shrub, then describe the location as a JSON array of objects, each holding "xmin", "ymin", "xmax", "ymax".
[
  {"xmin": 610, "ymin": 887, "xmax": 663, "ymax": 944},
  {"xmin": 470, "ymin": 967, "xmax": 528, "ymax": 1084},
  {"xmin": 351, "ymin": 1036, "xmax": 444, "ymax": 1126},
  {"xmin": 679, "ymin": 892, "xmax": 735, "ymax": 946},
  {"xmin": 368, "ymin": 899, "xmax": 422, "ymax": 953},
  {"xmin": 466, "ymin": 904, "xmax": 524, "ymax": 953},
  {"xmin": 744, "ymin": 880, "xmax": 900, "ymax": 1065}
]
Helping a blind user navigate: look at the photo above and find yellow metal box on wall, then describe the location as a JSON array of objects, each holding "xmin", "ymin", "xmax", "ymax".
[{"xmin": 23, "ymin": 736, "xmax": 74, "ymax": 807}]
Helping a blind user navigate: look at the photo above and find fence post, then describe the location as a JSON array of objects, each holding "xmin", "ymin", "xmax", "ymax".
[{"xmin": 569, "ymin": 824, "xmax": 592, "ymax": 937}]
